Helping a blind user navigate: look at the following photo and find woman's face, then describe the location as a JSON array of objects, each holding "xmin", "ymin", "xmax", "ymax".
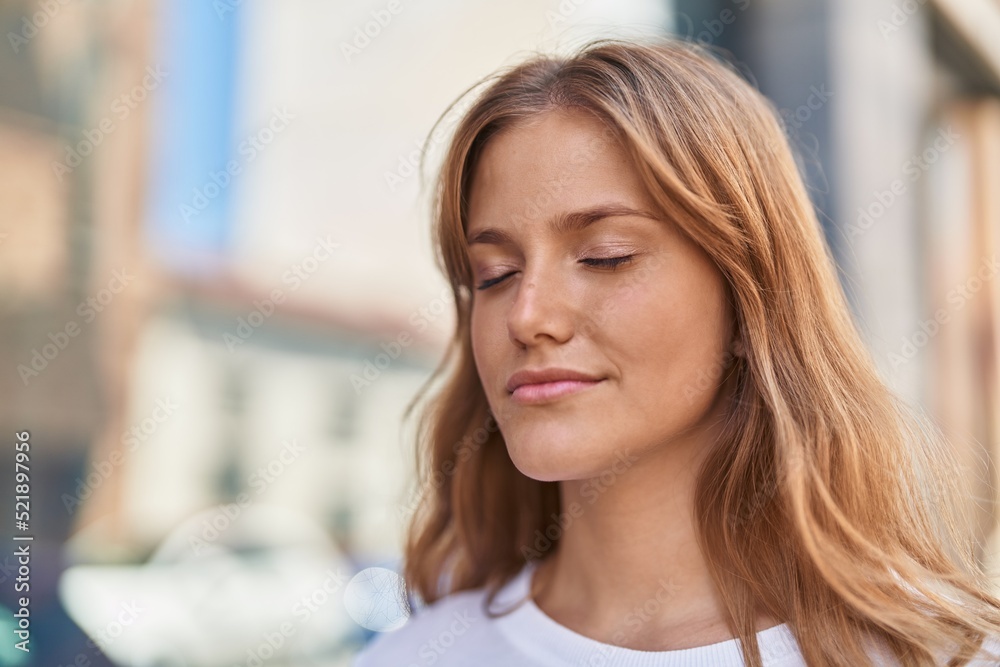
[{"xmin": 466, "ymin": 109, "xmax": 737, "ymax": 482}]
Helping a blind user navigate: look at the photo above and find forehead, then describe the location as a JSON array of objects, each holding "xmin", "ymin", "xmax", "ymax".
[{"xmin": 466, "ymin": 110, "xmax": 652, "ymax": 232}]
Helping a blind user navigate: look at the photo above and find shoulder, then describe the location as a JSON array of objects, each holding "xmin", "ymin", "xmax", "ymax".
[{"xmin": 350, "ymin": 585, "xmax": 498, "ymax": 667}]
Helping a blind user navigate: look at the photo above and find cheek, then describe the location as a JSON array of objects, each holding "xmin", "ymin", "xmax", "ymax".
[
  {"xmin": 470, "ymin": 303, "xmax": 503, "ymax": 384},
  {"xmin": 470, "ymin": 308, "xmax": 487, "ymax": 371},
  {"xmin": 611, "ymin": 274, "xmax": 730, "ymax": 405}
]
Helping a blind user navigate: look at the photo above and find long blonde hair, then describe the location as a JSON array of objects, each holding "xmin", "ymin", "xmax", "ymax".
[{"xmin": 400, "ymin": 37, "xmax": 1000, "ymax": 666}]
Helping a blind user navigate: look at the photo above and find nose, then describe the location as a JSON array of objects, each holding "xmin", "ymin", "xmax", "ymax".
[{"xmin": 506, "ymin": 263, "xmax": 574, "ymax": 348}]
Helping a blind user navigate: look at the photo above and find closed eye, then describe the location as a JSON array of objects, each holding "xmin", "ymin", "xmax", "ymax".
[
  {"xmin": 581, "ymin": 255, "xmax": 635, "ymax": 270},
  {"xmin": 475, "ymin": 255, "xmax": 636, "ymax": 291},
  {"xmin": 475, "ymin": 271, "xmax": 516, "ymax": 291}
]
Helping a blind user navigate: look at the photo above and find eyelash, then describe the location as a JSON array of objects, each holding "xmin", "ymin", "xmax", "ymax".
[{"xmin": 474, "ymin": 255, "xmax": 636, "ymax": 291}]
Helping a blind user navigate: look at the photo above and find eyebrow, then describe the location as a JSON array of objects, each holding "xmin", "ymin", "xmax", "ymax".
[{"xmin": 466, "ymin": 203, "xmax": 658, "ymax": 246}]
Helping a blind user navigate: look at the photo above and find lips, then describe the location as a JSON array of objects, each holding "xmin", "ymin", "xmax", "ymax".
[
  {"xmin": 509, "ymin": 378, "xmax": 604, "ymax": 404},
  {"xmin": 505, "ymin": 367, "xmax": 605, "ymax": 393}
]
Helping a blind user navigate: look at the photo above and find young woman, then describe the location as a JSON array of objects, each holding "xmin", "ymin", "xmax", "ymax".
[{"xmin": 353, "ymin": 38, "xmax": 1000, "ymax": 666}]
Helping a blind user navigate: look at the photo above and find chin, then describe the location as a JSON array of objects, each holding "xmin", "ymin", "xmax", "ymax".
[{"xmin": 504, "ymin": 429, "xmax": 609, "ymax": 483}]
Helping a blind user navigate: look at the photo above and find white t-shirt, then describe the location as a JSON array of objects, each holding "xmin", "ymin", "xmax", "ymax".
[{"xmin": 350, "ymin": 560, "xmax": 1000, "ymax": 666}]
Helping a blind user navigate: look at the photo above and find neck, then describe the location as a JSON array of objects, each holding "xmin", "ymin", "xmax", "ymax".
[{"xmin": 528, "ymin": 418, "xmax": 780, "ymax": 650}]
